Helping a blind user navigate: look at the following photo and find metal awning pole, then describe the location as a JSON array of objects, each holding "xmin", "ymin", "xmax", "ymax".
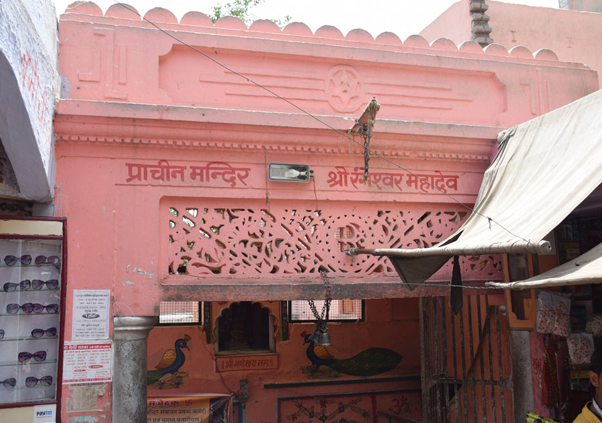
[
  {"xmin": 346, "ymin": 240, "xmax": 551, "ymax": 258},
  {"xmin": 486, "ymin": 276, "xmax": 602, "ymax": 290}
]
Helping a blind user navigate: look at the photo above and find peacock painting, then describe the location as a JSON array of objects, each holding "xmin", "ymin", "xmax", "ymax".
[
  {"xmin": 301, "ymin": 331, "xmax": 402, "ymax": 379},
  {"xmin": 147, "ymin": 335, "xmax": 191, "ymax": 388}
]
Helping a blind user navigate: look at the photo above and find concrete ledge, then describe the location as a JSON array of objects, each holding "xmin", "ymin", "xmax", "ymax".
[
  {"xmin": 158, "ymin": 275, "xmax": 499, "ymax": 301},
  {"xmin": 56, "ymin": 99, "xmax": 503, "ymax": 139}
]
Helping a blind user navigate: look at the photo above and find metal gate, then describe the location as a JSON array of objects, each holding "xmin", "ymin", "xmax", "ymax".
[{"xmin": 420, "ymin": 295, "xmax": 513, "ymax": 423}]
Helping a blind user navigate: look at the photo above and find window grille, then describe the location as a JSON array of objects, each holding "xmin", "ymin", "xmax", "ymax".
[
  {"xmin": 159, "ymin": 301, "xmax": 202, "ymax": 325},
  {"xmin": 289, "ymin": 300, "xmax": 364, "ymax": 322}
]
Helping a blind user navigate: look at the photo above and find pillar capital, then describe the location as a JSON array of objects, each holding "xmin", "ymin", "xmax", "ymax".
[{"xmin": 113, "ymin": 316, "xmax": 158, "ymax": 341}]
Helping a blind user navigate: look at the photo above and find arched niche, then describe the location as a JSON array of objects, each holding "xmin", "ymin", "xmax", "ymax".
[{"xmin": 214, "ymin": 301, "xmax": 278, "ymax": 353}]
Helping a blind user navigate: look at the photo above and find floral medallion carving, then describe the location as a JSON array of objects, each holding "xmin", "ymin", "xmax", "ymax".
[{"xmin": 326, "ymin": 66, "xmax": 364, "ymax": 112}]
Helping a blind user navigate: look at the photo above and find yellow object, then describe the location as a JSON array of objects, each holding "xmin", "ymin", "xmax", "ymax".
[
  {"xmin": 571, "ymin": 370, "xmax": 592, "ymax": 379},
  {"xmin": 525, "ymin": 412, "xmax": 560, "ymax": 423},
  {"xmin": 154, "ymin": 349, "xmax": 177, "ymax": 369},
  {"xmin": 572, "ymin": 403, "xmax": 602, "ymax": 423},
  {"xmin": 313, "ymin": 344, "xmax": 334, "ymax": 361}
]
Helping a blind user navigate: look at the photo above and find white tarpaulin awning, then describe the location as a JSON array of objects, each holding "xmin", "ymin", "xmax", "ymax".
[
  {"xmin": 486, "ymin": 243, "xmax": 602, "ymax": 290},
  {"xmin": 349, "ymin": 89, "xmax": 602, "ymax": 288}
]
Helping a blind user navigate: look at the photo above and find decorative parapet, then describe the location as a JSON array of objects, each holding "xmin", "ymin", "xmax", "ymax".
[
  {"xmin": 470, "ymin": 0, "xmax": 493, "ymax": 47},
  {"xmin": 58, "ymin": 2, "xmax": 597, "ymax": 130},
  {"xmin": 61, "ymin": 1, "xmax": 563, "ymax": 60}
]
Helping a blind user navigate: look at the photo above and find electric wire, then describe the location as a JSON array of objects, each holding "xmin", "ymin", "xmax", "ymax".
[
  {"xmin": 201, "ymin": 340, "xmax": 237, "ymax": 396},
  {"xmin": 109, "ymin": 1, "xmax": 532, "ymax": 246}
]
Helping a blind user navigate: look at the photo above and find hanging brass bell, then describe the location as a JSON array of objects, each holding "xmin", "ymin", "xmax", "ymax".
[
  {"xmin": 316, "ymin": 331, "xmax": 332, "ymax": 346},
  {"xmin": 308, "ymin": 329, "xmax": 321, "ymax": 344}
]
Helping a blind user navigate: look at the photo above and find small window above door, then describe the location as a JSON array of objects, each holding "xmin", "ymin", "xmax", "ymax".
[{"xmin": 217, "ymin": 302, "xmax": 274, "ymax": 353}]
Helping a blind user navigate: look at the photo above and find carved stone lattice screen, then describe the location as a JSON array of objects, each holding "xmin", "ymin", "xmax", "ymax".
[{"xmin": 162, "ymin": 199, "xmax": 501, "ymax": 281}]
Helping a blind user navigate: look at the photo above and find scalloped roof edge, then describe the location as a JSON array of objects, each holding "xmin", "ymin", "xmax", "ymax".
[{"xmin": 63, "ymin": 1, "xmax": 561, "ymax": 62}]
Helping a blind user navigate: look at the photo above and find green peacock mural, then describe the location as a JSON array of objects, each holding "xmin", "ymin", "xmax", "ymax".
[
  {"xmin": 300, "ymin": 331, "xmax": 402, "ymax": 379},
  {"xmin": 147, "ymin": 334, "xmax": 191, "ymax": 389}
]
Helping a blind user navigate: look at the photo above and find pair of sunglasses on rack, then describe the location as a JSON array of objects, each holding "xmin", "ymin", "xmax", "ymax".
[
  {"xmin": 0, "ymin": 376, "xmax": 52, "ymax": 388},
  {"xmin": 6, "ymin": 303, "xmax": 58, "ymax": 314},
  {"xmin": 4, "ymin": 255, "xmax": 60, "ymax": 266},
  {"xmin": 26, "ymin": 376, "xmax": 53, "ymax": 387},
  {"xmin": 3, "ymin": 279, "xmax": 59, "ymax": 292},
  {"xmin": 0, "ymin": 378, "xmax": 16, "ymax": 388},
  {"xmin": 18, "ymin": 350, "xmax": 46, "ymax": 363},
  {"xmin": 0, "ymin": 327, "xmax": 57, "ymax": 339},
  {"xmin": 31, "ymin": 327, "xmax": 57, "ymax": 338}
]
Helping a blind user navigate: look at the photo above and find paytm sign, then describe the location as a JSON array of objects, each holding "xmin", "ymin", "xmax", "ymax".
[
  {"xmin": 34, "ymin": 404, "xmax": 56, "ymax": 423},
  {"xmin": 36, "ymin": 410, "xmax": 53, "ymax": 417}
]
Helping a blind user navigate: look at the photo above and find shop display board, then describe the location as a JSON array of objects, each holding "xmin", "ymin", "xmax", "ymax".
[{"xmin": 0, "ymin": 218, "xmax": 65, "ymax": 412}]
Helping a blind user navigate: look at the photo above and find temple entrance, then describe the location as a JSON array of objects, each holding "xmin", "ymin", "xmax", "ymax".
[{"xmin": 420, "ymin": 295, "xmax": 514, "ymax": 423}]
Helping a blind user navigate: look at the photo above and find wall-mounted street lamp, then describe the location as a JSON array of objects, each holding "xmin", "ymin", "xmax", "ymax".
[{"xmin": 268, "ymin": 163, "xmax": 313, "ymax": 183}]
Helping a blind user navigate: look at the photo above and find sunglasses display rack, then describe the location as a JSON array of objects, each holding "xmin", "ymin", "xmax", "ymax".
[{"xmin": 0, "ymin": 237, "xmax": 62, "ymax": 406}]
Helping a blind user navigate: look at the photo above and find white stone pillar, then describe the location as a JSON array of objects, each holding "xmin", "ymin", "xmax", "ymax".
[{"xmin": 113, "ymin": 316, "xmax": 158, "ymax": 423}]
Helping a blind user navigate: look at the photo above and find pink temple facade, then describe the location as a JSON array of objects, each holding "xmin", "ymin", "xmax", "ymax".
[{"xmin": 54, "ymin": 2, "xmax": 598, "ymax": 422}]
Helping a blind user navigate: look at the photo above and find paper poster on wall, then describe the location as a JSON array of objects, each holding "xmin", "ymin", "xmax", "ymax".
[
  {"xmin": 72, "ymin": 289, "xmax": 110, "ymax": 339},
  {"xmin": 62, "ymin": 341, "xmax": 112, "ymax": 384},
  {"xmin": 147, "ymin": 395, "xmax": 231, "ymax": 423},
  {"xmin": 33, "ymin": 404, "xmax": 57, "ymax": 423}
]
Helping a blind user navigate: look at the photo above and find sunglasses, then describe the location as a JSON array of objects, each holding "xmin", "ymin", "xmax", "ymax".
[
  {"xmin": 31, "ymin": 327, "xmax": 57, "ymax": 338},
  {"xmin": 6, "ymin": 303, "xmax": 59, "ymax": 314},
  {"xmin": 34, "ymin": 255, "xmax": 60, "ymax": 265},
  {"xmin": 3, "ymin": 255, "xmax": 60, "ymax": 266},
  {"xmin": 18, "ymin": 350, "xmax": 47, "ymax": 363},
  {"xmin": 4, "ymin": 255, "xmax": 31, "ymax": 266},
  {"xmin": 25, "ymin": 376, "xmax": 53, "ymax": 387},
  {"xmin": 0, "ymin": 378, "xmax": 16, "ymax": 388},
  {"xmin": 3, "ymin": 279, "xmax": 59, "ymax": 292}
]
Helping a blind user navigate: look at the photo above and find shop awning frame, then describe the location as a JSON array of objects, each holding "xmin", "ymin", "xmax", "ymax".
[
  {"xmin": 347, "ymin": 88, "xmax": 602, "ymax": 289},
  {"xmin": 486, "ymin": 243, "xmax": 602, "ymax": 290}
]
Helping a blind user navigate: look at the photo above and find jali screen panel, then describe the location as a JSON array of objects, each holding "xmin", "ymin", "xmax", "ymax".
[{"xmin": 162, "ymin": 199, "xmax": 501, "ymax": 281}]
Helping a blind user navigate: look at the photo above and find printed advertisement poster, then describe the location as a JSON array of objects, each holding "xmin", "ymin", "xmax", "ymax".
[
  {"xmin": 72, "ymin": 289, "xmax": 110, "ymax": 339},
  {"xmin": 147, "ymin": 395, "xmax": 230, "ymax": 423},
  {"xmin": 62, "ymin": 341, "xmax": 112, "ymax": 384}
]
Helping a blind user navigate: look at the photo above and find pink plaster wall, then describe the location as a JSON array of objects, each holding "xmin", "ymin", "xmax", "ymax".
[
  {"xmin": 422, "ymin": 1, "xmax": 602, "ymax": 87},
  {"xmin": 420, "ymin": 1, "xmax": 471, "ymax": 46},
  {"xmin": 53, "ymin": 137, "xmax": 496, "ymax": 318},
  {"xmin": 144, "ymin": 299, "xmax": 421, "ymax": 422},
  {"xmin": 487, "ymin": 1, "xmax": 602, "ymax": 87},
  {"xmin": 54, "ymin": 95, "xmax": 496, "ymax": 423}
]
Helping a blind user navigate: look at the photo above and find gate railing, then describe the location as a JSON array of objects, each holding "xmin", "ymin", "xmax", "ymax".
[{"xmin": 420, "ymin": 295, "xmax": 513, "ymax": 423}]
